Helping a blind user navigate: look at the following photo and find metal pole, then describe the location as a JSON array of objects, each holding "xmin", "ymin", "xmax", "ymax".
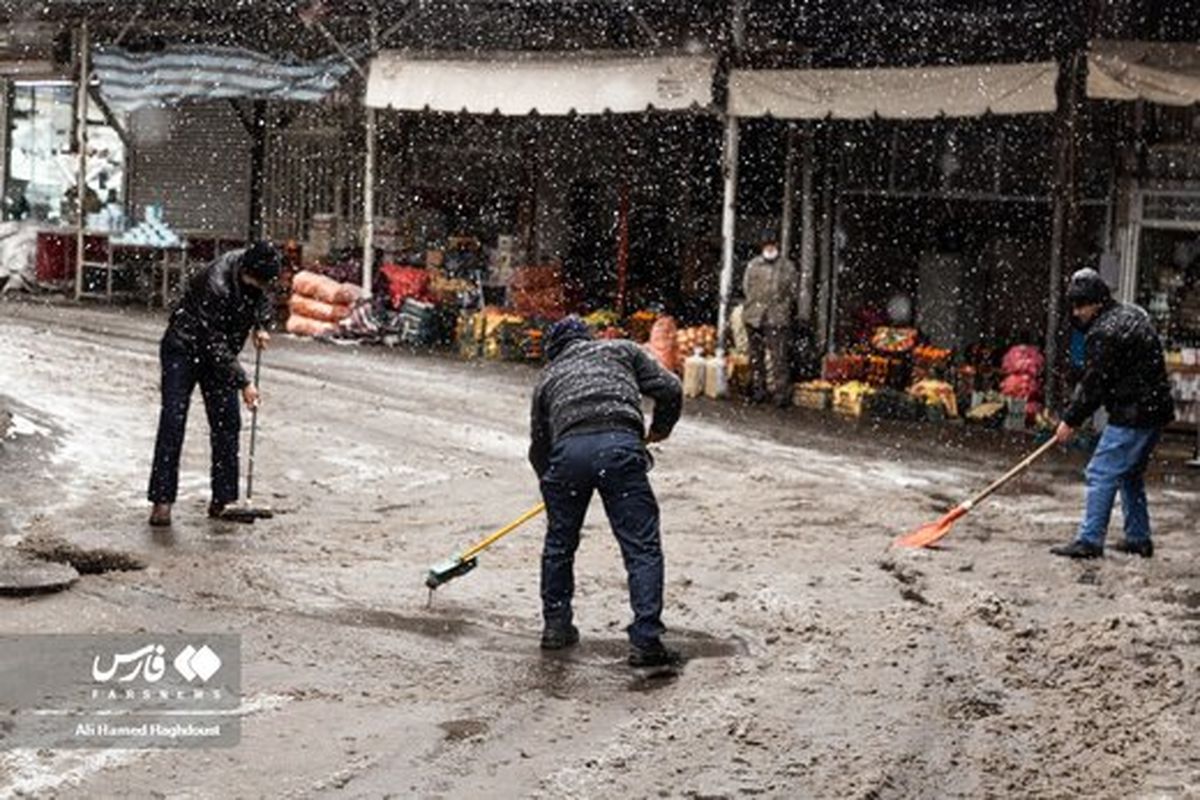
[
  {"xmin": 816, "ymin": 160, "xmax": 833, "ymax": 353},
  {"xmin": 0, "ymin": 78, "xmax": 8, "ymax": 220},
  {"xmin": 360, "ymin": 17, "xmax": 378, "ymax": 298},
  {"xmin": 716, "ymin": 114, "xmax": 739, "ymax": 351},
  {"xmin": 829, "ymin": 196, "xmax": 843, "ymax": 354},
  {"xmin": 798, "ymin": 125, "xmax": 816, "ymax": 324},
  {"xmin": 74, "ymin": 21, "xmax": 89, "ymax": 302},
  {"xmin": 780, "ymin": 122, "xmax": 796, "ymax": 258}
]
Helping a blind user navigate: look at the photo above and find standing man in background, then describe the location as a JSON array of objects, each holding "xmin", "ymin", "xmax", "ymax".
[{"xmin": 742, "ymin": 228, "xmax": 798, "ymax": 407}]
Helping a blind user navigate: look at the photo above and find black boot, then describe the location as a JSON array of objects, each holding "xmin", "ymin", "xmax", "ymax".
[
  {"xmin": 1050, "ymin": 540, "xmax": 1104, "ymax": 559},
  {"xmin": 1114, "ymin": 538, "xmax": 1154, "ymax": 558},
  {"xmin": 540, "ymin": 624, "xmax": 579, "ymax": 650},
  {"xmin": 628, "ymin": 640, "xmax": 684, "ymax": 668}
]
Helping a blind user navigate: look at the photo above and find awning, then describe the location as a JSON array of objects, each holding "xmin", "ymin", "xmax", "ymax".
[
  {"xmin": 92, "ymin": 45, "xmax": 353, "ymax": 111},
  {"xmin": 365, "ymin": 52, "xmax": 715, "ymax": 115},
  {"xmin": 0, "ymin": 60, "xmax": 59, "ymax": 79},
  {"xmin": 1087, "ymin": 40, "xmax": 1200, "ymax": 106},
  {"xmin": 729, "ymin": 61, "xmax": 1059, "ymax": 119}
]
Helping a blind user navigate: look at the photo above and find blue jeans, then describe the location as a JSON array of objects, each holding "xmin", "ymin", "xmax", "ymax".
[
  {"xmin": 1076, "ymin": 424, "xmax": 1160, "ymax": 548},
  {"xmin": 539, "ymin": 430, "xmax": 665, "ymax": 648},
  {"xmin": 147, "ymin": 336, "xmax": 241, "ymax": 505}
]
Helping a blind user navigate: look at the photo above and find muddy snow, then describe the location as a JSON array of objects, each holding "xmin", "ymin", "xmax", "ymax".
[{"xmin": 0, "ymin": 301, "xmax": 1197, "ymax": 799}]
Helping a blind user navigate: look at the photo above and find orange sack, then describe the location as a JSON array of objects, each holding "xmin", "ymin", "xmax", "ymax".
[
  {"xmin": 288, "ymin": 295, "xmax": 351, "ymax": 322},
  {"xmin": 647, "ymin": 315, "xmax": 679, "ymax": 372},
  {"xmin": 292, "ymin": 270, "xmax": 361, "ymax": 306},
  {"xmin": 285, "ymin": 315, "xmax": 338, "ymax": 337}
]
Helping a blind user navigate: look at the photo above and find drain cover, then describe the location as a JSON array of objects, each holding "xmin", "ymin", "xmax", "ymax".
[{"xmin": 0, "ymin": 552, "xmax": 79, "ymax": 595}]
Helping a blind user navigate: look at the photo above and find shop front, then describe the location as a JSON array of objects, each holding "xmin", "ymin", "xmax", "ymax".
[
  {"xmin": 725, "ymin": 60, "xmax": 1085, "ymax": 431},
  {"xmin": 310, "ymin": 51, "xmax": 725, "ymax": 361},
  {"xmin": 1095, "ymin": 40, "xmax": 1200, "ymax": 433}
]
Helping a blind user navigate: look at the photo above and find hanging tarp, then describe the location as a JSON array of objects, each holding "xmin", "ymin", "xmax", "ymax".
[
  {"xmin": 729, "ymin": 61, "xmax": 1059, "ymax": 119},
  {"xmin": 92, "ymin": 45, "xmax": 353, "ymax": 111},
  {"xmin": 365, "ymin": 52, "xmax": 715, "ymax": 115},
  {"xmin": 1087, "ymin": 40, "xmax": 1200, "ymax": 107}
]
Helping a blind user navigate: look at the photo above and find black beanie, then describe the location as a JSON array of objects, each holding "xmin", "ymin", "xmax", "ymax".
[
  {"xmin": 545, "ymin": 315, "xmax": 592, "ymax": 361},
  {"xmin": 1066, "ymin": 268, "xmax": 1111, "ymax": 307},
  {"xmin": 242, "ymin": 241, "xmax": 282, "ymax": 282}
]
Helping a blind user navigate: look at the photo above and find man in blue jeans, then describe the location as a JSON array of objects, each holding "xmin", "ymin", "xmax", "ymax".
[
  {"xmin": 1051, "ymin": 268, "xmax": 1175, "ymax": 559},
  {"xmin": 529, "ymin": 316, "xmax": 683, "ymax": 666}
]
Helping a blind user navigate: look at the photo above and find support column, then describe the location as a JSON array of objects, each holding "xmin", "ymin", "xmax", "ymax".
[
  {"xmin": 0, "ymin": 78, "xmax": 8, "ymax": 220},
  {"xmin": 360, "ymin": 16, "xmax": 379, "ymax": 298},
  {"xmin": 247, "ymin": 100, "xmax": 267, "ymax": 241},
  {"xmin": 798, "ymin": 125, "xmax": 816, "ymax": 324},
  {"xmin": 74, "ymin": 21, "xmax": 90, "ymax": 302},
  {"xmin": 1046, "ymin": 51, "xmax": 1084, "ymax": 410},
  {"xmin": 780, "ymin": 122, "xmax": 796, "ymax": 258},
  {"xmin": 816, "ymin": 151, "xmax": 833, "ymax": 353},
  {"xmin": 716, "ymin": 114, "xmax": 740, "ymax": 352}
]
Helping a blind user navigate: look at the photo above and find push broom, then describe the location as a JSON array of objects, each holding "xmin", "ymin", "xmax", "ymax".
[
  {"xmin": 217, "ymin": 346, "xmax": 274, "ymax": 524},
  {"xmin": 425, "ymin": 502, "xmax": 546, "ymax": 594},
  {"xmin": 893, "ymin": 437, "xmax": 1057, "ymax": 548}
]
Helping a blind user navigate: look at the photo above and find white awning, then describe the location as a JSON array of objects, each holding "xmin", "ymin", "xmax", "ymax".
[
  {"xmin": 1087, "ymin": 40, "xmax": 1200, "ymax": 106},
  {"xmin": 365, "ymin": 52, "xmax": 715, "ymax": 115},
  {"xmin": 729, "ymin": 61, "xmax": 1059, "ymax": 119},
  {"xmin": 0, "ymin": 60, "xmax": 60, "ymax": 79}
]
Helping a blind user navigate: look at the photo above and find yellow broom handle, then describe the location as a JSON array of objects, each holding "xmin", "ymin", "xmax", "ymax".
[{"xmin": 459, "ymin": 502, "xmax": 547, "ymax": 561}]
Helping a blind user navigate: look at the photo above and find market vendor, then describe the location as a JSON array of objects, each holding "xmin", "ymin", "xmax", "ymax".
[
  {"xmin": 529, "ymin": 316, "xmax": 683, "ymax": 668},
  {"xmin": 742, "ymin": 227, "xmax": 798, "ymax": 407},
  {"xmin": 147, "ymin": 242, "xmax": 281, "ymax": 526},
  {"xmin": 1050, "ymin": 268, "xmax": 1175, "ymax": 560}
]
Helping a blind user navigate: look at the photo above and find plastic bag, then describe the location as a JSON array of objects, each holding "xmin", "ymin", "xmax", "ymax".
[{"xmin": 647, "ymin": 315, "xmax": 679, "ymax": 372}]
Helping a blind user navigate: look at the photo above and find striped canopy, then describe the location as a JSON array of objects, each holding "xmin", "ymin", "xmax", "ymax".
[{"xmin": 92, "ymin": 44, "xmax": 353, "ymax": 111}]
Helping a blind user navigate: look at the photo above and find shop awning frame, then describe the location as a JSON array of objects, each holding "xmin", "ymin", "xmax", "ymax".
[
  {"xmin": 728, "ymin": 61, "xmax": 1060, "ymax": 120},
  {"xmin": 1087, "ymin": 39, "xmax": 1200, "ymax": 107},
  {"xmin": 365, "ymin": 51, "xmax": 716, "ymax": 115}
]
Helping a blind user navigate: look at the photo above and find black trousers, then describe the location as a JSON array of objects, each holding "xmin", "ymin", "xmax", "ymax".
[{"xmin": 147, "ymin": 336, "xmax": 241, "ymax": 505}]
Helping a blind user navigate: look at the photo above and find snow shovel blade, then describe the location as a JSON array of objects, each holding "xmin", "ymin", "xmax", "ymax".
[
  {"xmin": 893, "ymin": 506, "xmax": 967, "ymax": 549},
  {"xmin": 425, "ymin": 556, "xmax": 478, "ymax": 590}
]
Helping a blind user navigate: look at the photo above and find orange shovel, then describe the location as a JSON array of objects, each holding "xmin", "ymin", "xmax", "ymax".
[{"xmin": 893, "ymin": 437, "xmax": 1058, "ymax": 548}]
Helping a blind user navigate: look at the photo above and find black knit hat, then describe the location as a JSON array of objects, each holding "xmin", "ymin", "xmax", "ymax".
[
  {"xmin": 1066, "ymin": 268, "xmax": 1111, "ymax": 308},
  {"xmin": 759, "ymin": 227, "xmax": 779, "ymax": 246},
  {"xmin": 545, "ymin": 315, "xmax": 592, "ymax": 361},
  {"xmin": 242, "ymin": 241, "xmax": 282, "ymax": 283}
]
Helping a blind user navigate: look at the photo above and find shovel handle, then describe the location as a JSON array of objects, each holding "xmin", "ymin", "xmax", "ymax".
[
  {"xmin": 963, "ymin": 437, "xmax": 1057, "ymax": 511},
  {"xmin": 459, "ymin": 502, "xmax": 547, "ymax": 561}
]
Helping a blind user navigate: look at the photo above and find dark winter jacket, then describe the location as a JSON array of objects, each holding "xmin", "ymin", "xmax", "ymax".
[
  {"xmin": 164, "ymin": 249, "xmax": 272, "ymax": 389},
  {"xmin": 1062, "ymin": 300, "xmax": 1175, "ymax": 429},
  {"xmin": 529, "ymin": 339, "xmax": 683, "ymax": 477}
]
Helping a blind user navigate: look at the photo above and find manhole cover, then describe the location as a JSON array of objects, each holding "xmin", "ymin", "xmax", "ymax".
[{"xmin": 0, "ymin": 552, "xmax": 79, "ymax": 596}]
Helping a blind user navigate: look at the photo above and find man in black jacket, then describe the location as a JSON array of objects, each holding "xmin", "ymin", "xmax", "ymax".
[
  {"xmin": 1051, "ymin": 268, "xmax": 1175, "ymax": 559},
  {"xmin": 530, "ymin": 316, "xmax": 683, "ymax": 667},
  {"xmin": 148, "ymin": 242, "xmax": 280, "ymax": 526}
]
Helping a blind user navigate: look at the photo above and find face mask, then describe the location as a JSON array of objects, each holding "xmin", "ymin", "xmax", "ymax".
[{"xmin": 762, "ymin": 248, "xmax": 779, "ymax": 261}]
